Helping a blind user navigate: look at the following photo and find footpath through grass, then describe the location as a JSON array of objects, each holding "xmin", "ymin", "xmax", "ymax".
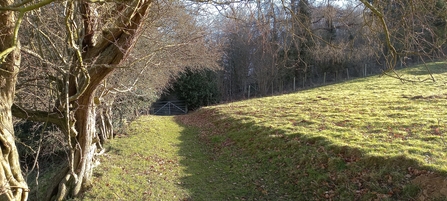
[
  {"xmin": 77, "ymin": 115, "xmax": 196, "ymax": 200},
  {"xmin": 80, "ymin": 62, "xmax": 447, "ymax": 200}
]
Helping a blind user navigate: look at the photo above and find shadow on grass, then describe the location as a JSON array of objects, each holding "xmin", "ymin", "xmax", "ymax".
[
  {"xmin": 404, "ymin": 62, "xmax": 447, "ymax": 76},
  {"xmin": 175, "ymin": 109, "xmax": 446, "ymax": 201}
]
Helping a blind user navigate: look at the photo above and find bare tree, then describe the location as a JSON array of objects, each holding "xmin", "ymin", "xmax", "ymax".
[
  {"xmin": 1, "ymin": 0, "xmax": 152, "ymax": 200},
  {"xmin": 97, "ymin": 0, "xmax": 220, "ymax": 139},
  {"xmin": 1, "ymin": 0, "xmax": 219, "ymax": 200},
  {"xmin": 0, "ymin": 0, "xmax": 29, "ymax": 199},
  {"xmin": 359, "ymin": 0, "xmax": 447, "ymax": 77}
]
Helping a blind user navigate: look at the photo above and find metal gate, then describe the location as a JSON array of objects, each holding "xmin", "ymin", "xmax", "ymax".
[{"xmin": 150, "ymin": 100, "xmax": 187, "ymax": 115}]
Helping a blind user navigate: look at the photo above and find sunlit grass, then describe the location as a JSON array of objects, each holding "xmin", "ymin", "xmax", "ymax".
[
  {"xmin": 209, "ymin": 62, "xmax": 447, "ymax": 171},
  {"xmin": 178, "ymin": 62, "xmax": 447, "ymax": 200},
  {"xmin": 78, "ymin": 62, "xmax": 447, "ymax": 200},
  {"xmin": 76, "ymin": 116, "xmax": 193, "ymax": 200}
]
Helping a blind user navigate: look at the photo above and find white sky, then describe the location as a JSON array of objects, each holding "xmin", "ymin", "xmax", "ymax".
[{"xmin": 314, "ymin": 0, "xmax": 351, "ymax": 8}]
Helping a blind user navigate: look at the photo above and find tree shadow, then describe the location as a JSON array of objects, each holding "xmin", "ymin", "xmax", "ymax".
[
  {"xmin": 175, "ymin": 110, "xmax": 447, "ymax": 200},
  {"xmin": 403, "ymin": 62, "xmax": 447, "ymax": 76}
]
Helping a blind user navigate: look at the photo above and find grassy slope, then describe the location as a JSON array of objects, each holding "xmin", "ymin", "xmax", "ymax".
[{"xmin": 80, "ymin": 62, "xmax": 447, "ymax": 200}]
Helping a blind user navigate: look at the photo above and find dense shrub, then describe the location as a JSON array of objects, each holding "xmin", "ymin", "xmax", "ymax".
[{"xmin": 173, "ymin": 69, "xmax": 220, "ymax": 111}]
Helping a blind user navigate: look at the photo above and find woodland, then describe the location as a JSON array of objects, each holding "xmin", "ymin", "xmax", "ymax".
[{"xmin": 0, "ymin": 0, "xmax": 446, "ymax": 200}]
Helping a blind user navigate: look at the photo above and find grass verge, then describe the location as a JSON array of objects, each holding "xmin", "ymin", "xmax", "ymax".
[{"xmin": 76, "ymin": 116, "xmax": 194, "ymax": 200}]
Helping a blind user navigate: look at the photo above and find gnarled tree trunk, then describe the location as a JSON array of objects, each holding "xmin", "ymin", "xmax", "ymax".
[
  {"xmin": 44, "ymin": 1, "xmax": 152, "ymax": 200},
  {"xmin": 0, "ymin": 0, "xmax": 29, "ymax": 200}
]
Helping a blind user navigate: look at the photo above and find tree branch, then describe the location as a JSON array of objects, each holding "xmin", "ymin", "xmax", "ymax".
[
  {"xmin": 0, "ymin": 0, "xmax": 54, "ymax": 12},
  {"xmin": 11, "ymin": 104, "xmax": 67, "ymax": 133},
  {"xmin": 359, "ymin": 0, "xmax": 398, "ymax": 69}
]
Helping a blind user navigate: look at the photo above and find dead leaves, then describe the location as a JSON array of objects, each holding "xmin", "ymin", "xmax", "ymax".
[
  {"xmin": 175, "ymin": 105, "xmax": 441, "ymax": 200},
  {"xmin": 411, "ymin": 172, "xmax": 447, "ymax": 200}
]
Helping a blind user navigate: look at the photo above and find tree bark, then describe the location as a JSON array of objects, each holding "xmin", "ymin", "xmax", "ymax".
[
  {"xmin": 0, "ymin": 0, "xmax": 29, "ymax": 200},
  {"xmin": 45, "ymin": 1, "xmax": 152, "ymax": 200},
  {"xmin": 97, "ymin": 106, "xmax": 106, "ymax": 144},
  {"xmin": 98, "ymin": 101, "xmax": 114, "ymax": 144},
  {"xmin": 104, "ymin": 104, "xmax": 114, "ymax": 141}
]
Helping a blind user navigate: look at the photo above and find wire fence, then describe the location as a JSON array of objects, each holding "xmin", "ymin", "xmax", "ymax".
[{"xmin": 225, "ymin": 61, "xmax": 414, "ymax": 101}]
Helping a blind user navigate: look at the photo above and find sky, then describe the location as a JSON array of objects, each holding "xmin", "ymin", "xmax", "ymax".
[{"xmin": 314, "ymin": 0, "xmax": 352, "ymax": 8}]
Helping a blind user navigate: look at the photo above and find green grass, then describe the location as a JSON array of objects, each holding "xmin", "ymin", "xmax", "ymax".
[
  {"xmin": 76, "ymin": 116, "xmax": 194, "ymax": 200},
  {"xmin": 177, "ymin": 62, "xmax": 447, "ymax": 200},
  {"xmin": 79, "ymin": 62, "xmax": 447, "ymax": 200}
]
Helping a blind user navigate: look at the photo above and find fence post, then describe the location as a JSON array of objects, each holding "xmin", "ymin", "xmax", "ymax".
[
  {"xmin": 293, "ymin": 77, "xmax": 296, "ymax": 91},
  {"xmin": 323, "ymin": 72, "xmax": 326, "ymax": 84},
  {"xmin": 346, "ymin": 68, "xmax": 349, "ymax": 79},
  {"xmin": 364, "ymin": 64, "xmax": 367, "ymax": 77},
  {"xmin": 302, "ymin": 76, "xmax": 305, "ymax": 88},
  {"xmin": 248, "ymin": 85, "xmax": 250, "ymax": 99}
]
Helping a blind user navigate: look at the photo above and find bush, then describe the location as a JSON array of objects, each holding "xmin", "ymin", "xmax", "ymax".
[{"xmin": 173, "ymin": 69, "xmax": 220, "ymax": 111}]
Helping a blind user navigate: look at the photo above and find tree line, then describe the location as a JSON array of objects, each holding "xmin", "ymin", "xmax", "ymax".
[{"xmin": 174, "ymin": 0, "xmax": 446, "ymax": 104}]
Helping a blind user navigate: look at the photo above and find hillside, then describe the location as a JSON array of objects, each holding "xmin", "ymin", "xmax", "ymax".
[{"xmin": 79, "ymin": 62, "xmax": 447, "ymax": 200}]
